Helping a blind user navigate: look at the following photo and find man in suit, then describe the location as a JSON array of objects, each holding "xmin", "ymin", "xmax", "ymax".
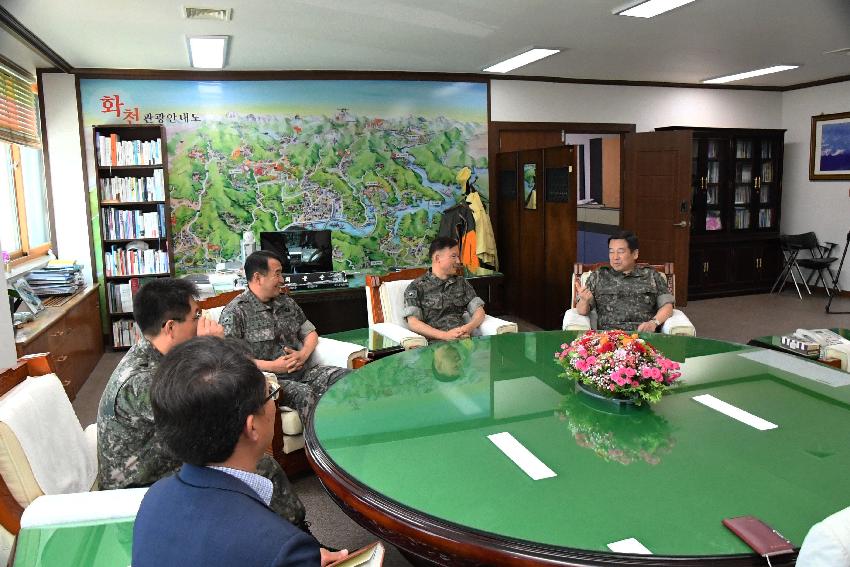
[{"xmin": 133, "ymin": 336, "xmax": 348, "ymax": 567}]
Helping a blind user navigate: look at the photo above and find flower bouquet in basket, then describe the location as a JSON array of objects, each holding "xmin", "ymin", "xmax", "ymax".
[{"xmin": 554, "ymin": 330, "xmax": 682, "ymax": 405}]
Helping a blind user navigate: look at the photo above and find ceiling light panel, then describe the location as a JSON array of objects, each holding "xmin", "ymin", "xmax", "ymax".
[
  {"xmin": 483, "ymin": 49, "xmax": 560, "ymax": 73},
  {"xmin": 702, "ymin": 65, "xmax": 799, "ymax": 84},
  {"xmin": 187, "ymin": 36, "xmax": 230, "ymax": 69},
  {"xmin": 615, "ymin": 0, "xmax": 697, "ymax": 18}
]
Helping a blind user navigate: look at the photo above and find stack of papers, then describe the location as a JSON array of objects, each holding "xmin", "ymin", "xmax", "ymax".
[{"xmin": 25, "ymin": 263, "xmax": 84, "ymax": 296}]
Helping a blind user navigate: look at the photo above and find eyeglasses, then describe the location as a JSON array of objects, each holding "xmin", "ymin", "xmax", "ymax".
[
  {"xmin": 264, "ymin": 382, "xmax": 281, "ymax": 404},
  {"xmin": 161, "ymin": 311, "xmax": 203, "ymax": 328}
]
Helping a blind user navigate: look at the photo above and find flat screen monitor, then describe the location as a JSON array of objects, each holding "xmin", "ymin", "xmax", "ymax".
[{"xmin": 260, "ymin": 229, "xmax": 333, "ymax": 273}]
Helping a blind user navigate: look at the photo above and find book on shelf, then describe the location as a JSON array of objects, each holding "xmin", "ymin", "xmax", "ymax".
[
  {"xmin": 112, "ymin": 318, "xmax": 143, "ymax": 348},
  {"xmin": 101, "ymin": 209, "xmax": 163, "ymax": 240},
  {"xmin": 100, "ymin": 170, "xmax": 165, "ymax": 202},
  {"xmin": 95, "ymin": 133, "xmax": 162, "ymax": 167},
  {"xmin": 104, "ymin": 246, "xmax": 170, "ymax": 277}
]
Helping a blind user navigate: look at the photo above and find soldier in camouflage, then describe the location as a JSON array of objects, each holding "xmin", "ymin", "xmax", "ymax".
[
  {"xmin": 96, "ymin": 278, "xmax": 306, "ymax": 527},
  {"xmin": 403, "ymin": 236, "xmax": 486, "ymax": 341},
  {"xmin": 576, "ymin": 230, "xmax": 674, "ymax": 332},
  {"xmin": 220, "ymin": 250, "xmax": 348, "ymax": 420}
]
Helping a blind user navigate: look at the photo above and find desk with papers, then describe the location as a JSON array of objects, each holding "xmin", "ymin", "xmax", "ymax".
[{"xmin": 307, "ymin": 332, "xmax": 850, "ymax": 566}]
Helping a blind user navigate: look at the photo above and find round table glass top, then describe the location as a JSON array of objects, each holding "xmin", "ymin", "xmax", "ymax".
[{"xmin": 310, "ymin": 331, "xmax": 850, "ymax": 563}]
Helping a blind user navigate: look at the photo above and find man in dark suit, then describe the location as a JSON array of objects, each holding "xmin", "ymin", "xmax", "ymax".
[{"xmin": 132, "ymin": 336, "xmax": 348, "ymax": 567}]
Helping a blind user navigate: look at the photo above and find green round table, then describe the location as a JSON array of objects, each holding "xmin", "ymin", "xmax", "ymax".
[{"xmin": 306, "ymin": 331, "xmax": 850, "ymax": 566}]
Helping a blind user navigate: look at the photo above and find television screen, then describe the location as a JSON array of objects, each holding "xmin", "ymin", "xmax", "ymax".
[{"xmin": 260, "ymin": 229, "xmax": 333, "ymax": 273}]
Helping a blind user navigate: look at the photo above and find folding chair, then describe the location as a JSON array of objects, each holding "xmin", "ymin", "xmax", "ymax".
[{"xmin": 771, "ymin": 232, "xmax": 839, "ymax": 299}]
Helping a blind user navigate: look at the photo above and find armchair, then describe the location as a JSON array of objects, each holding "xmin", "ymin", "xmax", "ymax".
[
  {"xmin": 0, "ymin": 354, "xmax": 99, "ymax": 562},
  {"xmin": 198, "ymin": 289, "xmax": 366, "ymax": 477},
  {"xmin": 365, "ymin": 268, "xmax": 517, "ymax": 350},
  {"xmin": 561, "ymin": 262, "xmax": 695, "ymax": 336}
]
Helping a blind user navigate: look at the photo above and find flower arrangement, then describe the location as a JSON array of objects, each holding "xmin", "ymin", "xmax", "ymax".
[
  {"xmin": 556, "ymin": 395, "xmax": 676, "ymax": 465},
  {"xmin": 555, "ymin": 330, "xmax": 682, "ymax": 405}
]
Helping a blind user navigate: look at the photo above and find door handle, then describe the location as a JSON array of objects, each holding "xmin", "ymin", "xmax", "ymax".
[{"xmin": 673, "ymin": 221, "xmax": 688, "ymax": 228}]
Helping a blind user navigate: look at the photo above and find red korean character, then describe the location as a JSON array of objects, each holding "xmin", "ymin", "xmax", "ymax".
[
  {"xmin": 100, "ymin": 94, "xmax": 124, "ymax": 117},
  {"xmin": 123, "ymin": 107, "xmax": 140, "ymax": 124}
]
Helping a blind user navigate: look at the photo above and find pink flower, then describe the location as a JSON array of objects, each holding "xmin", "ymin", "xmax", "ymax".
[
  {"xmin": 641, "ymin": 366, "xmax": 653, "ymax": 379},
  {"xmin": 624, "ymin": 367, "xmax": 636, "ymax": 378},
  {"xmin": 586, "ymin": 355, "xmax": 597, "ymax": 366}
]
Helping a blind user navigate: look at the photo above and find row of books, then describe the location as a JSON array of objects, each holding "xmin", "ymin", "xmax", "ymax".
[
  {"xmin": 106, "ymin": 278, "xmax": 156, "ymax": 313},
  {"xmin": 736, "ymin": 164, "xmax": 753, "ymax": 183},
  {"xmin": 733, "ymin": 208, "xmax": 751, "ymax": 229},
  {"xmin": 100, "ymin": 170, "xmax": 165, "ymax": 202},
  {"xmin": 112, "ymin": 319, "xmax": 143, "ymax": 348},
  {"xmin": 102, "ymin": 206, "xmax": 165, "ymax": 240},
  {"xmin": 734, "ymin": 186, "xmax": 751, "ymax": 205},
  {"xmin": 104, "ymin": 247, "xmax": 170, "ymax": 277},
  {"xmin": 24, "ymin": 262, "xmax": 84, "ymax": 296},
  {"xmin": 758, "ymin": 209, "xmax": 773, "ymax": 228},
  {"xmin": 96, "ymin": 134, "xmax": 162, "ymax": 167}
]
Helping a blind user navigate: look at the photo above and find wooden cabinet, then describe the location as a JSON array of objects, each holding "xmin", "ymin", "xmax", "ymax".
[
  {"xmin": 93, "ymin": 124, "xmax": 173, "ymax": 348},
  {"xmin": 657, "ymin": 127, "xmax": 785, "ymax": 299},
  {"xmin": 15, "ymin": 285, "xmax": 104, "ymax": 400}
]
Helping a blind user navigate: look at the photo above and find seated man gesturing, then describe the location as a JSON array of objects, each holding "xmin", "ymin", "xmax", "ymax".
[
  {"xmin": 575, "ymin": 230, "xmax": 673, "ymax": 332},
  {"xmin": 403, "ymin": 236, "xmax": 486, "ymax": 341}
]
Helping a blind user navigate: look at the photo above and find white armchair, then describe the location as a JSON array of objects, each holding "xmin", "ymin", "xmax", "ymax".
[
  {"xmin": 561, "ymin": 262, "xmax": 695, "ymax": 336},
  {"xmin": 0, "ymin": 354, "xmax": 100, "ymax": 564},
  {"xmin": 199, "ymin": 289, "xmax": 366, "ymax": 476},
  {"xmin": 365, "ymin": 268, "xmax": 517, "ymax": 350}
]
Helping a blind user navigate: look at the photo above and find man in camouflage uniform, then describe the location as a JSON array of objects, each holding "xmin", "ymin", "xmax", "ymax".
[
  {"xmin": 576, "ymin": 230, "xmax": 674, "ymax": 332},
  {"xmin": 403, "ymin": 236, "xmax": 486, "ymax": 341},
  {"xmin": 96, "ymin": 278, "xmax": 306, "ymax": 527},
  {"xmin": 220, "ymin": 250, "xmax": 348, "ymax": 420}
]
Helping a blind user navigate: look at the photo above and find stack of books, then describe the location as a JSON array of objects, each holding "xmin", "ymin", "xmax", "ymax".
[
  {"xmin": 24, "ymin": 262, "xmax": 84, "ymax": 296},
  {"xmin": 780, "ymin": 335, "xmax": 820, "ymax": 358}
]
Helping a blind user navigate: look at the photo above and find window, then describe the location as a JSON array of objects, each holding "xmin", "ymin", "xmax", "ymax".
[{"xmin": 0, "ymin": 64, "xmax": 50, "ymax": 262}]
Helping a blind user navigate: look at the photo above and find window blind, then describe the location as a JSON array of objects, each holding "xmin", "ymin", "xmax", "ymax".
[{"xmin": 0, "ymin": 66, "xmax": 40, "ymax": 148}]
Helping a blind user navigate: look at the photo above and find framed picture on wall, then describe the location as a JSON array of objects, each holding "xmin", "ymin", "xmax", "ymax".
[{"xmin": 810, "ymin": 111, "xmax": 850, "ymax": 180}]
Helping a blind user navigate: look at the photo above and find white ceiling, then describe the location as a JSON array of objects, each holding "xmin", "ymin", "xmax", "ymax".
[{"xmin": 3, "ymin": 0, "xmax": 850, "ymax": 87}]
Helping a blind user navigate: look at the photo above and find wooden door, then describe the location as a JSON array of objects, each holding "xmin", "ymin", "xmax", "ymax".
[
  {"xmin": 497, "ymin": 147, "xmax": 576, "ymax": 329},
  {"xmin": 622, "ymin": 131, "xmax": 692, "ymax": 306},
  {"xmin": 543, "ymin": 146, "xmax": 577, "ymax": 330}
]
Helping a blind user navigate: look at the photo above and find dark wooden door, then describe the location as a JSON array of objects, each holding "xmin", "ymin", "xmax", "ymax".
[
  {"xmin": 497, "ymin": 146, "xmax": 576, "ymax": 329},
  {"xmin": 623, "ymin": 131, "xmax": 692, "ymax": 306},
  {"xmin": 543, "ymin": 146, "xmax": 577, "ymax": 330}
]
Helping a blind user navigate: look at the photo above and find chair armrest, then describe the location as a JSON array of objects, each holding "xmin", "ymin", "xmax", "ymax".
[
  {"xmin": 824, "ymin": 343, "xmax": 850, "ymax": 371},
  {"xmin": 20, "ymin": 488, "xmax": 148, "ymax": 529},
  {"xmin": 562, "ymin": 308, "xmax": 592, "ymax": 331},
  {"xmin": 371, "ymin": 323, "xmax": 428, "ymax": 350},
  {"xmin": 477, "ymin": 315, "xmax": 518, "ymax": 336},
  {"xmin": 662, "ymin": 309, "xmax": 695, "ymax": 336},
  {"xmin": 312, "ymin": 337, "xmax": 367, "ymax": 369}
]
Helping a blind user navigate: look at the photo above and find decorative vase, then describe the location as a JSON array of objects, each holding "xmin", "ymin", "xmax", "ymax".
[{"xmin": 576, "ymin": 380, "xmax": 639, "ymax": 407}]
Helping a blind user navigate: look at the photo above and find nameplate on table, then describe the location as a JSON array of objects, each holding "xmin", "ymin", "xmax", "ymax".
[
  {"xmin": 692, "ymin": 394, "xmax": 777, "ymax": 431},
  {"xmin": 487, "ymin": 432, "xmax": 556, "ymax": 480},
  {"xmin": 607, "ymin": 537, "xmax": 652, "ymax": 554}
]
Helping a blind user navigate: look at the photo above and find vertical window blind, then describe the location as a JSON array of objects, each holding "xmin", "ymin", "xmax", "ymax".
[{"xmin": 0, "ymin": 65, "xmax": 40, "ymax": 148}]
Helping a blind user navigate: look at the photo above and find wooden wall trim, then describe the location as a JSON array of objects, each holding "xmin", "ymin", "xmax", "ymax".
[
  {"xmin": 35, "ymin": 70, "xmax": 59, "ymax": 257},
  {"xmin": 0, "ymin": 6, "xmax": 72, "ymax": 73}
]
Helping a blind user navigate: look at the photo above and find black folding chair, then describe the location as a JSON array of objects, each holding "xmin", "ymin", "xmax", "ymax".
[{"xmin": 771, "ymin": 232, "xmax": 839, "ymax": 299}]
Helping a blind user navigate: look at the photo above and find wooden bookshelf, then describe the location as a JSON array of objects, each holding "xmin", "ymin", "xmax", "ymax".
[
  {"xmin": 658, "ymin": 127, "xmax": 785, "ymax": 299},
  {"xmin": 93, "ymin": 124, "xmax": 174, "ymax": 349}
]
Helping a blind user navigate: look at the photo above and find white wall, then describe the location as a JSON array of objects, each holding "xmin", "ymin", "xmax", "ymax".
[
  {"xmin": 41, "ymin": 73, "xmax": 93, "ymax": 284},
  {"xmin": 491, "ymin": 80, "xmax": 783, "ymax": 131},
  {"xmin": 781, "ymin": 81, "xmax": 850, "ymax": 290}
]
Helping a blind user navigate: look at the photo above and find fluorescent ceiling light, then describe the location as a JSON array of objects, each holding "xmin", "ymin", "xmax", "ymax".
[
  {"xmin": 615, "ymin": 0, "xmax": 697, "ymax": 18},
  {"xmin": 702, "ymin": 65, "xmax": 799, "ymax": 84},
  {"xmin": 187, "ymin": 36, "xmax": 229, "ymax": 69},
  {"xmin": 483, "ymin": 48, "xmax": 560, "ymax": 73}
]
